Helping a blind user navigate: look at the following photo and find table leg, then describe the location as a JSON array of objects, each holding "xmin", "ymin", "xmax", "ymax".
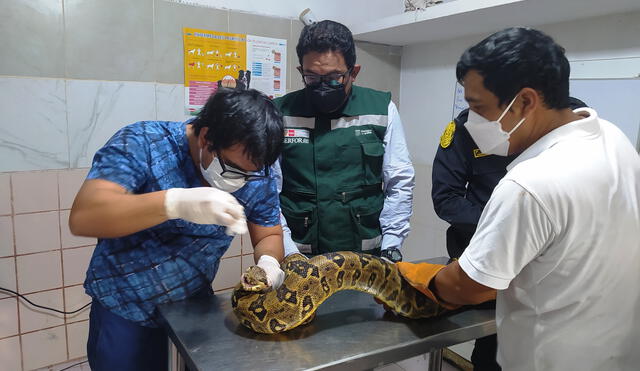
[
  {"xmin": 428, "ymin": 348, "xmax": 443, "ymax": 371},
  {"xmin": 168, "ymin": 338, "xmax": 185, "ymax": 371}
]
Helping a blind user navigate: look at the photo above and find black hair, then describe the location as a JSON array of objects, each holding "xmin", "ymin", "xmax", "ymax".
[
  {"xmin": 296, "ymin": 20, "xmax": 356, "ymax": 69},
  {"xmin": 456, "ymin": 27, "xmax": 571, "ymax": 109},
  {"xmin": 192, "ymin": 89, "xmax": 283, "ymax": 167},
  {"xmin": 568, "ymin": 96, "xmax": 587, "ymax": 109}
]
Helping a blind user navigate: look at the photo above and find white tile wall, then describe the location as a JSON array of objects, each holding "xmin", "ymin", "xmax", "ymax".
[
  {"xmin": 212, "ymin": 256, "xmax": 241, "ymax": 292},
  {"xmin": 0, "ymin": 257, "xmax": 17, "ymax": 300},
  {"xmin": 240, "ymin": 234, "xmax": 253, "ymax": 254},
  {"xmin": 14, "ymin": 212, "xmax": 61, "ymax": 255},
  {"xmin": 0, "ymin": 168, "xmax": 96, "ymax": 370},
  {"xmin": 59, "ymin": 210, "xmax": 96, "ymax": 249},
  {"xmin": 18, "ymin": 289, "xmax": 65, "ymax": 333},
  {"xmin": 21, "ymin": 326, "xmax": 67, "ymax": 370},
  {"xmin": 221, "ymin": 236, "xmax": 241, "ymax": 259},
  {"xmin": 0, "ymin": 216, "xmax": 14, "ymax": 257},
  {"xmin": 0, "ymin": 336, "xmax": 22, "ymax": 371},
  {"xmin": 58, "ymin": 169, "xmax": 89, "ymax": 210},
  {"xmin": 66, "ymin": 320, "xmax": 89, "ymax": 360},
  {"xmin": 11, "ymin": 171, "xmax": 59, "ymax": 214},
  {"xmin": 16, "ymin": 251, "xmax": 62, "ymax": 294},
  {"xmin": 63, "ymin": 285, "xmax": 92, "ymax": 323},
  {"xmin": 0, "ymin": 298, "xmax": 19, "ymax": 338},
  {"xmin": 0, "ymin": 173, "xmax": 11, "ymax": 215},
  {"xmin": 62, "ymin": 246, "xmax": 94, "ymax": 286},
  {"xmin": 241, "ymin": 254, "xmax": 255, "ymax": 271}
]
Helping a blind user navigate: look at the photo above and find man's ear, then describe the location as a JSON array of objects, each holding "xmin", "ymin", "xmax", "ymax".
[
  {"xmin": 351, "ymin": 64, "xmax": 361, "ymax": 81},
  {"xmin": 518, "ymin": 87, "xmax": 539, "ymax": 118},
  {"xmin": 198, "ymin": 127, "xmax": 209, "ymax": 149}
]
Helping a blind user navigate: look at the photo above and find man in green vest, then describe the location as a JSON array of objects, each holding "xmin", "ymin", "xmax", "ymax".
[{"xmin": 273, "ymin": 20, "xmax": 414, "ymax": 262}]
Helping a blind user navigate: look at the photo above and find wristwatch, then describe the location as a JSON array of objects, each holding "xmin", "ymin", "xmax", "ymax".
[{"xmin": 381, "ymin": 247, "xmax": 403, "ymax": 262}]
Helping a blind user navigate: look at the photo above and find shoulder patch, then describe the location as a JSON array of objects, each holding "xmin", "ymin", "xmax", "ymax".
[{"xmin": 440, "ymin": 121, "xmax": 456, "ymax": 148}]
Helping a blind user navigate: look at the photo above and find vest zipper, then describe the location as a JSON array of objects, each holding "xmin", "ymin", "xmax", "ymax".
[
  {"xmin": 304, "ymin": 216, "xmax": 309, "ymax": 228},
  {"xmin": 356, "ymin": 214, "xmax": 361, "ymax": 224},
  {"xmin": 342, "ymin": 192, "xmax": 346, "ymax": 203}
]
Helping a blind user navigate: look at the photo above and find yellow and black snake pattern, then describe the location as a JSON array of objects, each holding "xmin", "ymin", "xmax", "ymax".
[{"xmin": 231, "ymin": 251, "xmax": 447, "ymax": 334}]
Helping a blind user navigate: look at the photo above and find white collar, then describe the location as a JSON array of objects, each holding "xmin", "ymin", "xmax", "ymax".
[{"xmin": 507, "ymin": 108, "xmax": 600, "ymax": 171}]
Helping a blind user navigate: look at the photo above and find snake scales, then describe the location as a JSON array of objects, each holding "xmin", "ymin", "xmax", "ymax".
[{"xmin": 231, "ymin": 251, "xmax": 447, "ymax": 334}]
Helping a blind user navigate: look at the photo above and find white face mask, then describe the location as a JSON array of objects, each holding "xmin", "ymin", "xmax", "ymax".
[
  {"xmin": 464, "ymin": 95, "xmax": 527, "ymax": 156},
  {"xmin": 199, "ymin": 148, "xmax": 246, "ymax": 193}
]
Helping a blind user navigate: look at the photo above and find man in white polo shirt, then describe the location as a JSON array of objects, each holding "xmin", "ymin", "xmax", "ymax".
[{"xmin": 403, "ymin": 27, "xmax": 640, "ymax": 370}]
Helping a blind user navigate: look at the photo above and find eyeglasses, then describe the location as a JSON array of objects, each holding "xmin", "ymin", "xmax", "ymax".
[
  {"xmin": 216, "ymin": 155, "xmax": 269, "ymax": 182},
  {"xmin": 300, "ymin": 68, "xmax": 352, "ymax": 86}
]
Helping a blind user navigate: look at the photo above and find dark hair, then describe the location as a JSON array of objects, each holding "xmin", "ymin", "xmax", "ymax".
[
  {"xmin": 192, "ymin": 89, "xmax": 283, "ymax": 167},
  {"xmin": 456, "ymin": 27, "xmax": 570, "ymax": 109},
  {"xmin": 568, "ymin": 96, "xmax": 587, "ymax": 109},
  {"xmin": 296, "ymin": 20, "xmax": 356, "ymax": 69}
]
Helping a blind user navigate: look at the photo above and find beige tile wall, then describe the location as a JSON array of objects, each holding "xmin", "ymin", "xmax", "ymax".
[
  {"xmin": 0, "ymin": 168, "xmax": 179, "ymax": 370},
  {"xmin": 214, "ymin": 233, "xmax": 258, "ymax": 294},
  {"xmin": 0, "ymin": 169, "xmax": 96, "ymax": 370},
  {"xmin": 0, "ymin": 168, "xmax": 261, "ymax": 370}
]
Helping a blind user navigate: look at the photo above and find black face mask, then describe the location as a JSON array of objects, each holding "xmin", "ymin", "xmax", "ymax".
[{"xmin": 305, "ymin": 81, "xmax": 348, "ymax": 114}]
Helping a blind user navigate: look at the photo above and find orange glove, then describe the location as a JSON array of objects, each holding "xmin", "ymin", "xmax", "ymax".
[{"xmin": 396, "ymin": 262, "xmax": 460, "ymax": 310}]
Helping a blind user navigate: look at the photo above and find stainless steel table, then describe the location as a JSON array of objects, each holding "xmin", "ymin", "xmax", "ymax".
[{"xmin": 158, "ymin": 257, "xmax": 496, "ymax": 371}]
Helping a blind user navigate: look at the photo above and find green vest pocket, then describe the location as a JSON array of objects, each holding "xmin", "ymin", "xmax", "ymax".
[
  {"xmin": 282, "ymin": 207, "xmax": 317, "ymax": 245},
  {"xmin": 351, "ymin": 205, "xmax": 383, "ymax": 240},
  {"xmin": 361, "ymin": 142, "xmax": 384, "ymax": 184}
]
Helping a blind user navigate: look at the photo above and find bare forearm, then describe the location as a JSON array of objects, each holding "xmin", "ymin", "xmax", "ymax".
[
  {"xmin": 70, "ymin": 184, "xmax": 168, "ymax": 238},
  {"xmin": 431, "ymin": 261, "xmax": 497, "ymax": 306},
  {"xmin": 252, "ymin": 233, "xmax": 284, "ymax": 263}
]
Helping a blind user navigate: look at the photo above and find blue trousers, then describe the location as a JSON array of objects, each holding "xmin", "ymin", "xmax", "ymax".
[{"xmin": 87, "ymin": 301, "xmax": 168, "ymax": 371}]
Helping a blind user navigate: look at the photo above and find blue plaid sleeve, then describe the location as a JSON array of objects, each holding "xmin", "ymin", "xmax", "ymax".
[
  {"xmin": 238, "ymin": 173, "xmax": 281, "ymax": 227},
  {"xmin": 87, "ymin": 123, "xmax": 150, "ymax": 193}
]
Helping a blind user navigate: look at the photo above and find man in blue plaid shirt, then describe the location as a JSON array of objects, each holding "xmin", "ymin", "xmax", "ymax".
[{"xmin": 70, "ymin": 89, "xmax": 286, "ymax": 371}]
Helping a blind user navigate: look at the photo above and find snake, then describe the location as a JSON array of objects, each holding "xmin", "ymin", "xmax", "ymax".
[{"xmin": 231, "ymin": 251, "xmax": 447, "ymax": 334}]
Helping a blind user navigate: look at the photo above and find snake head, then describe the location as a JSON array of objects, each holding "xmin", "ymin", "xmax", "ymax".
[{"xmin": 240, "ymin": 265, "xmax": 270, "ymax": 292}]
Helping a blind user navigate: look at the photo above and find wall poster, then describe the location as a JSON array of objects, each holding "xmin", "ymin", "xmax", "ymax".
[{"xmin": 183, "ymin": 27, "xmax": 287, "ymax": 115}]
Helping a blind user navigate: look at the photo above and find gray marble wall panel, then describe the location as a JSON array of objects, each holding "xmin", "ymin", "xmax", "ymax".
[
  {"xmin": 64, "ymin": 0, "xmax": 154, "ymax": 81},
  {"xmin": 0, "ymin": 4, "xmax": 401, "ymax": 173},
  {"xmin": 155, "ymin": 83, "xmax": 192, "ymax": 122},
  {"xmin": 0, "ymin": 0, "xmax": 65, "ymax": 78},
  {"xmin": 66, "ymin": 80, "xmax": 156, "ymax": 168},
  {"xmin": 0, "ymin": 77, "xmax": 68, "ymax": 172}
]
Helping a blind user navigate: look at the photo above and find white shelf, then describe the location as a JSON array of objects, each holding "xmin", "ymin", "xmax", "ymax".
[{"xmin": 352, "ymin": 0, "xmax": 640, "ymax": 46}]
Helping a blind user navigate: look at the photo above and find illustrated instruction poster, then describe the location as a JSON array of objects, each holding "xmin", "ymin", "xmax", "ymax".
[
  {"xmin": 246, "ymin": 34, "xmax": 287, "ymax": 99},
  {"xmin": 183, "ymin": 28, "xmax": 287, "ymax": 115}
]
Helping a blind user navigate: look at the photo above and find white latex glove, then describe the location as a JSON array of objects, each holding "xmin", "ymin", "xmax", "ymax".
[
  {"xmin": 164, "ymin": 187, "xmax": 248, "ymax": 235},
  {"xmin": 257, "ymin": 255, "xmax": 285, "ymax": 289}
]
